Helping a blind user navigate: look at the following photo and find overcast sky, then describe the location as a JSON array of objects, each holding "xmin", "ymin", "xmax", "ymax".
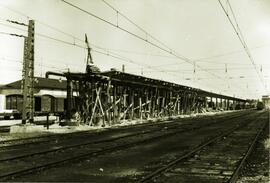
[{"xmin": 0, "ymin": 0, "xmax": 270, "ymax": 99}]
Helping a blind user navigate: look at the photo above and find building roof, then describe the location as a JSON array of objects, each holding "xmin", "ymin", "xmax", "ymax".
[
  {"xmin": 100, "ymin": 70, "xmax": 246, "ymax": 101},
  {"xmin": 1, "ymin": 71, "xmax": 245, "ymax": 101},
  {"xmin": 0, "ymin": 77, "xmax": 67, "ymax": 90},
  {"xmin": 101, "ymin": 70, "xmax": 192, "ymax": 90}
]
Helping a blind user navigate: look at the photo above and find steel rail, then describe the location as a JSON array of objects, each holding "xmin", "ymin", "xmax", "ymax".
[
  {"xmin": 0, "ymin": 117, "xmax": 179, "ymax": 146},
  {"xmin": 0, "ymin": 118, "xmax": 200, "ymax": 149},
  {"xmin": 0, "ymin": 110, "xmax": 247, "ymax": 149},
  {"xmin": 228, "ymin": 110, "xmax": 269, "ymax": 183},
  {"xmin": 139, "ymin": 112, "xmax": 265, "ymax": 182},
  {"xmin": 0, "ymin": 124, "xmax": 225, "ymax": 180},
  {"xmin": 0, "ymin": 111, "xmax": 256, "ymax": 181},
  {"xmin": 0, "ymin": 112, "xmax": 243, "ymax": 162}
]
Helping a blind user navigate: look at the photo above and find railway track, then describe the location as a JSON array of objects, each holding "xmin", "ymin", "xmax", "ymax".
[
  {"xmin": 139, "ymin": 110, "xmax": 269, "ymax": 183},
  {"xmin": 0, "ymin": 111, "xmax": 257, "ymax": 181},
  {"xmin": 0, "ymin": 110, "xmax": 254, "ymax": 159},
  {"xmin": 236, "ymin": 116, "xmax": 269, "ymax": 183},
  {"xmin": 0, "ymin": 110, "xmax": 249, "ymax": 148}
]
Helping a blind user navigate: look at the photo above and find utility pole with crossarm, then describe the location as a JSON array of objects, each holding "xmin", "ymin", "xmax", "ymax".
[{"xmin": 22, "ymin": 20, "xmax": 35, "ymax": 124}]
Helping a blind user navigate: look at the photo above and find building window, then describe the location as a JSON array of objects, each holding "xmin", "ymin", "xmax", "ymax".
[
  {"xmin": 6, "ymin": 97, "xmax": 11, "ymax": 109},
  {"xmin": 6, "ymin": 95, "xmax": 23, "ymax": 111}
]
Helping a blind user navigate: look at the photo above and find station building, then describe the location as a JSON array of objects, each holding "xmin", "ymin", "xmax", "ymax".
[{"xmin": 0, "ymin": 77, "xmax": 67, "ymax": 114}]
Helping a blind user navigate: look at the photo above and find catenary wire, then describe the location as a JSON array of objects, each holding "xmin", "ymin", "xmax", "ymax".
[{"xmin": 218, "ymin": 0, "xmax": 267, "ymax": 92}]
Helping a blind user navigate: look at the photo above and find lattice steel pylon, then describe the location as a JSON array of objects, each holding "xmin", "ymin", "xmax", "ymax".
[{"xmin": 22, "ymin": 20, "xmax": 35, "ymax": 124}]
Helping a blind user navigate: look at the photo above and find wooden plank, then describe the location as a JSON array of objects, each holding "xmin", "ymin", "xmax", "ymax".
[
  {"xmin": 139, "ymin": 97, "xmax": 142, "ymax": 121},
  {"xmin": 161, "ymin": 97, "xmax": 165, "ymax": 117},
  {"xmin": 107, "ymin": 80, "xmax": 111, "ymax": 125},
  {"xmin": 89, "ymin": 87, "xmax": 101, "ymax": 126},
  {"xmin": 131, "ymin": 89, "xmax": 134, "ymax": 120},
  {"xmin": 113, "ymin": 86, "xmax": 117, "ymax": 124}
]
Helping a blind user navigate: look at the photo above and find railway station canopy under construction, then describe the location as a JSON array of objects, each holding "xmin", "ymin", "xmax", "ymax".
[
  {"xmin": 0, "ymin": 69, "xmax": 248, "ymax": 123},
  {"xmin": 52, "ymin": 69, "xmax": 249, "ymax": 126}
]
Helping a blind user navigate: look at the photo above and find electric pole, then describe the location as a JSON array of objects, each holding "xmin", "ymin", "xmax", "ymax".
[{"xmin": 22, "ymin": 20, "xmax": 35, "ymax": 124}]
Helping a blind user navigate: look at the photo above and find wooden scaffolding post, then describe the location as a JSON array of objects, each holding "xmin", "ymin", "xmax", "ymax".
[
  {"xmin": 177, "ymin": 95, "xmax": 180, "ymax": 115},
  {"xmin": 151, "ymin": 89, "xmax": 156, "ymax": 117},
  {"xmin": 156, "ymin": 90, "xmax": 161, "ymax": 117},
  {"xmin": 164, "ymin": 91, "xmax": 168, "ymax": 116},
  {"xmin": 22, "ymin": 20, "xmax": 35, "ymax": 124},
  {"xmin": 139, "ymin": 97, "xmax": 142, "ymax": 121},
  {"xmin": 123, "ymin": 88, "xmax": 127, "ymax": 120},
  {"xmin": 220, "ymin": 98, "xmax": 223, "ymax": 109},
  {"xmin": 118, "ymin": 86, "xmax": 123, "ymax": 121},
  {"xmin": 174, "ymin": 94, "xmax": 179, "ymax": 115},
  {"xmin": 169, "ymin": 91, "xmax": 172, "ymax": 116},
  {"xmin": 187, "ymin": 94, "xmax": 191, "ymax": 114},
  {"xmin": 113, "ymin": 85, "xmax": 117, "ymax": 124},
  {"xmin": 149, "ymin": 90, "xmax": 153, "ymax": 118},
  {"xmin": 131, "ymin": 89, "xmax": 134, "ymax": 120},
  {"xmin": 161, "ymin": 96, "xmax": 165, "ymax": 117},
  {"xmin": 107, "ymin": 80, "xmax": 111, "ymax": 125},
  {"xmin": 183, "ymin": 94, "xmax": 187, "ymax": 114},
  {"xmin": 66, "ymin": 77, "xmax": 73, "ymax": 120},
  {"xmin": 155, "ymin": 89, "xmax": 159, "ymax": 117},
  {"xmin": 146, "ymin": 90, "xmax": 149, "ymax": 119},
  {"xmin": 205, "ymin": 97, "xmax": 208, "ymax": 110},
  {"xmin": 186, "ymin": 94, "xmax": 189, "ymax": 114}
]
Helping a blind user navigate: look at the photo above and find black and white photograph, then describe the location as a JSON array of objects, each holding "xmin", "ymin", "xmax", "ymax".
[{"xmin": 0, "ymin": 0, "xmax": 269, "ymax": 182}]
